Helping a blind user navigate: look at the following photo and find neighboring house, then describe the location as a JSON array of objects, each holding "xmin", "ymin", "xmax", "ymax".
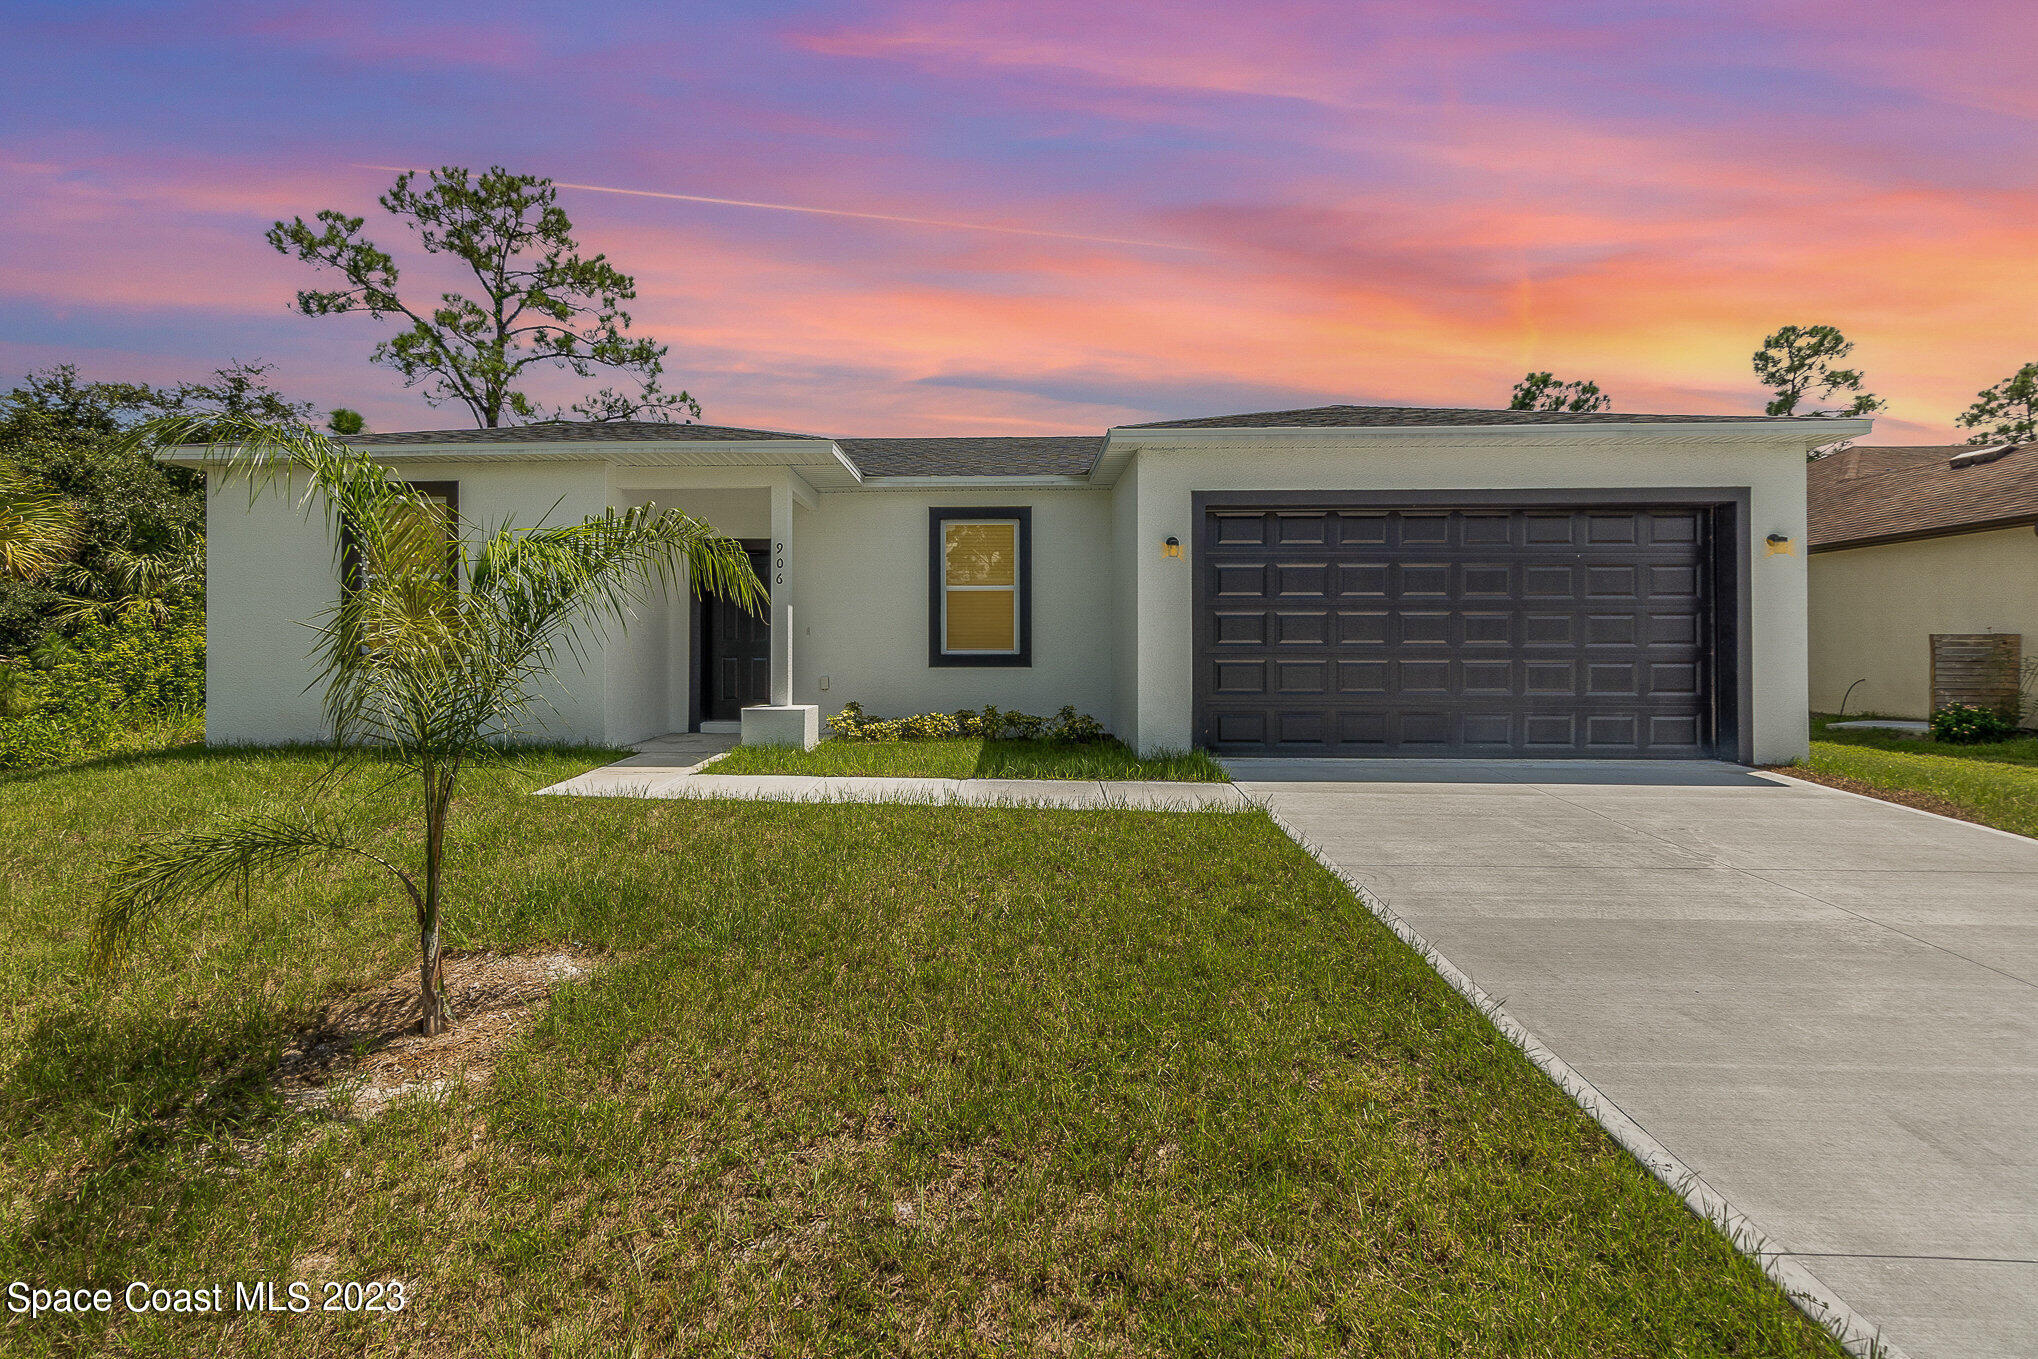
[
  {"xmin": 1809, "ymin": 442, "xmax": 2038, "ymax": 719},
  {"xmin": 174, "ymin": 403, "xmax": 1859, "ymax": 763}
]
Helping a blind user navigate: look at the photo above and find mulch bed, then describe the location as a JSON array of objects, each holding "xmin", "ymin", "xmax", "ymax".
[{"xmin": 275, "ymin": 946, "xmax": 601, "ymax": 1120}]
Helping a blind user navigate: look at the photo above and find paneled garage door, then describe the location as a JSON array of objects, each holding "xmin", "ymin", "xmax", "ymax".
[{"xmin": 1196, "ymin": 504, "xmax": 1717, "ymax": 757}]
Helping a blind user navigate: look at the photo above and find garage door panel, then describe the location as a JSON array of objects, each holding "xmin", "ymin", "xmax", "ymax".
[
  {"xmin": 1462, "ymin": 564, "xmax": 1512, "ymax": 596},
  {"xmin": 1463, "ymin": 612, "xmax": 1513, "ymax": 646},
  {"xmin": 1212, "ymin": 611, "xmax": 1267, "ymax": 645},
  {"xmin": 1198, "ymin": 504, "xmax": 1715, "ymax": 757},
  {"xmin": 1462, "ymin": 515, "xmax": 1512, "ymax": 546},
  {"xmin": 1211, "ymin": 513, "xmax": 1269, "ymax": 546},
  {"xmin": 1275, "ymin": 660, "xmax": 1329, "ymax": 694},
  {"xmin": 1336, "ymin": 610, "xmax": 1388, "ymax": 644},
  {"xmin": 1212, "ymin": 659, "xmax": 1266, "ymax": 694},
  {"xmin": 1398, "ymin": 611, "xmax": 1452, "ymax": 645},
  {"xmin": 1462, "ymin": 659, "xmax": 1514, "ymax": 695},
  {"xmin": 1397, "ymin": 659, "xmax": 1452, "ymax": 693},
  {"xmin": 1275, "ymin": 562, "xmax": 1330, "ymax": 596},
  {"xmin": 1273, "ymin": 611, "xmax": 1328, "ymax": 645},
  {"xmin": 1274, "ymin": 512, "xmax": 1329, "ymax": 545},
  {"xmin": 1338, "ymin": 660, "xmax": 1389, "ymax": 694},
  {"xmin": 1586, "ymin": 662, "xmax": 1639, "ymax": 696},
  {"xmin": 1212, "ymin": 562, "xmax": 1265, "ymax": 596},
  {"xmin": 1649, "ymin": 512, "xmax": 1700, "ymax": 544}
]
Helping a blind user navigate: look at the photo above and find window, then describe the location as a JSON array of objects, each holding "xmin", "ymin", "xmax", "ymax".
[
  {"xmin": 929, "ymin": 507, "xmax": 1030, "ymax": 666},
  {"xmin": 341, "ymin": 480, "xmax": 459, "ymax": 592}
]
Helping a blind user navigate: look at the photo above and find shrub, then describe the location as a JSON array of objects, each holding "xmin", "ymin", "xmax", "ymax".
[
  {"xmin": 1050, "ymin": 705, "xmax": 1107, "ymax": 743},
  {"xmin": 0, "ymin": 606, "xmax": 203, "ymax": 771},
  {"xmin": 1929, "ymin": 702, "xmax": 2018, "ymax": 745},
  {"xmin": 830, "ymin": 701, "xmax": 1109, "ymax": 744}
]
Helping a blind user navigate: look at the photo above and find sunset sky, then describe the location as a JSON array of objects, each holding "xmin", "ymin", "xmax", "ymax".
[{"xmin": 5, "ymin": 1, "xmax": 2035, "ymax": 441}]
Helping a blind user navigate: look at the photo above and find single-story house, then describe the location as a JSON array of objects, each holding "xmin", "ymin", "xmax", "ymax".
[
  {"xmin": 176, "ymin": 403, "xmax": 1861, "ymax": 763},
  {"xmin": 1809, "ymin": 441, "xmax": 2038, "ymax": 719}
]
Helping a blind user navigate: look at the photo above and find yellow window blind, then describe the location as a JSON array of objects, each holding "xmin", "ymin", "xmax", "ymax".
[{"xmin": 942, "ymin": 520, "xmax": 1019, "ymax": 652}]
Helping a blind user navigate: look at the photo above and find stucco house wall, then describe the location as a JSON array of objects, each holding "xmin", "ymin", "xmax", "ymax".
[
  {"xmin": 204, "ymin": 461, "xmax": 614, "ymax": 747},
  {"xmin": 792, "ymin": 484, "xmax": 1116, "ymax": 722},
  {"xmin": 204, "ymin": 472, "xmax": 342, "ymax": 746},
  {"xmin": 1809, "ymin": 526, "xmax": 2038, "ymax": 718},
  {"xmin": 1114, "ymin": 432, "xmax": 1814, "ymax": 763}
]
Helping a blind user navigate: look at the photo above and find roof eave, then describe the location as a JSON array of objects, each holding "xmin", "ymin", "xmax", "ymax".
[
  {"xmin": 1810, "ymin": 513, "xmax": 2038, "ymax": 553},
  {"xmin": 1086, "ymin": 418, "xmax": 1869, "ymax": 486},
  {"xmin": 156, "ymin": 435, "xmax": 867, "ymax": 487}
]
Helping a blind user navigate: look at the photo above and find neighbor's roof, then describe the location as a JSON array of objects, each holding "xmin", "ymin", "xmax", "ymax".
[
  {"xmin": 1121, "ymin": 403, "xmax": 1814, "ymax": 430},
  {"xmin": 1809, "ymin": 443, "xmax": 2038, "ymax": 550},
  {"xmin": 836, "ymin": 436, "xmax": 1101, "ymax": 478}
]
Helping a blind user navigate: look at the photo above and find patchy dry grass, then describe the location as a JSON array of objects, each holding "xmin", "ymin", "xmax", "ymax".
[{"xmin": 0, "ymin": 739, "xmax": 1839, "ymax": 1356}]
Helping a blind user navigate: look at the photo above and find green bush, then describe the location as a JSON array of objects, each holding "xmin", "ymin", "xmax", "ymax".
[
  {"xmin": 830, "ymin": 701, "xmax": 1110, "ymax": 744},
  {"xmin": 1928, "ymin": 702, "xmax": 2018, "ymax": 745},
  {"xmin": 0, "ymin": 607, "xmax": 203, "ymax": 771}
]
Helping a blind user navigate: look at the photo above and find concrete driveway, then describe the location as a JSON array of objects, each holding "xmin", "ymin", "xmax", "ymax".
[{"xmin": 1227, "ymin": 759, "xmax": 2038, "ymax": 1359}]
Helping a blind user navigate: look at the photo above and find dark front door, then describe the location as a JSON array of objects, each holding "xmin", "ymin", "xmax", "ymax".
[
  {"xmin": 1195, "ymin": 504, "xmax": 1716, "ymax": 758},
  {"xmin": 702, "ymin": 546, "xmax": 771, "ymax": 721}
]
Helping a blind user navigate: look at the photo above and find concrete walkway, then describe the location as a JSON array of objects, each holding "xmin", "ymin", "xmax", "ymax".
[
  {"xmin": 535, "ymin": 735, "xmax": 1247, "ymax": 809},
  {"xmin": 1228, "ymin": 758, "xmax": 2038, "ymax": 1359}
]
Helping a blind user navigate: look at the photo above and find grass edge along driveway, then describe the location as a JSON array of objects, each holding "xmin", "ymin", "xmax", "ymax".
[
  {"xmin": 1801, "ymin": 713, "xmax": 2038, "ymax": 838},
  {"xmin": 0, "ymin": 744, "xmax": 1840, "ymax": 1356}
]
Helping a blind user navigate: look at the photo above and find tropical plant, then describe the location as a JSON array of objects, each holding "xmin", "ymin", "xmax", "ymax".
[
  {"xmin": 0, "ymin": 360, "xmax": 309, "ymax": 651},
  {"xmin": 0, "ymin": 463, "xmax": 82, "ymax": 581},
  {"xmin": 91, "ymin": 416, "xmax": 762, "ymax": 1034},
  {"xmin": 1508, "ymin": 372, "xmax": 1610, "ymax": 413},
  {"xmin": 1954, "ymin": 363, "xmax": 2038, "ymax": 446},
  {"xmin": 268, "ymin": 165, "xmax": 697, "ymax": 428}
]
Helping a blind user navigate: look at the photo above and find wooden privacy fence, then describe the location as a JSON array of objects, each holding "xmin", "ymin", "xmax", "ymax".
[{"xmin": 1929, "ymin": 633, "xmax": 2022, "ymax": 717}]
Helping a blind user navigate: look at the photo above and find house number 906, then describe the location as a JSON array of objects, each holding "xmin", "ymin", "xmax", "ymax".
[{"xmin": 774, "ymin": 540, "xmax": 784, "ymax": 585}]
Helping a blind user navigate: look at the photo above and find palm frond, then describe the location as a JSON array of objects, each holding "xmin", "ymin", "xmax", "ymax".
[
  {"xmin": 93, "ymin": 808, "xmax": 365, "ymax": 975},
  {"xmin": 0, "ymin": 463, "xmax": 83, "ymax": 581}
]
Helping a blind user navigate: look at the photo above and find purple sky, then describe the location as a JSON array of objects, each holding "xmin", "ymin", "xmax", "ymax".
[{"xmin": 5, "ymin": 0, "xmax": 2036, "ymax": 440}]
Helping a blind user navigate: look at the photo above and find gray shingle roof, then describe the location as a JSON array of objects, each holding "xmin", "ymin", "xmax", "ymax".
[
  {"xmin": 346, "ymin": 421, "xmax": 818, "ymax": 445},
  {"xmin": 1809, "ymin": 443, "xmax": 2038, "ymax": 549},
  {"xmin": 332, "ymin": 402, "xmax": 1831, "ymax": 478},
  {"xmin": 836, "ymin": 436, "xmax": 1101, "ymax": 478},
  {"xmin": 1122, "ymin": 403, "xmax": 1813, "ymax": 429}
]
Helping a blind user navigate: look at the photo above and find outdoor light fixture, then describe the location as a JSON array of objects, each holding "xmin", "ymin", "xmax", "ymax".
[
  {"xmin": 1765, "ymin": 533, "xmax": 1793, "ymax": 556},
  {"xmin": 1162, "ymin": 536, "xmax": 1182, "ymax": 558}
]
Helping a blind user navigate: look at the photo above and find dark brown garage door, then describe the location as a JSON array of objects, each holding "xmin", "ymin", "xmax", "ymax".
[{"xmin": 1196, "ymin": 504, "xmax": 1716, "ymax": 757}]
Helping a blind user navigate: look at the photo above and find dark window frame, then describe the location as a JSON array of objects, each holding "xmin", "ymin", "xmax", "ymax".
[
  {"xmin": 928, "ymin": 506, "xmax": 1032, "ymax": 668},
  {"xmin": 340, "ymin": 480, "xmax": 461, "ymax": 592}
]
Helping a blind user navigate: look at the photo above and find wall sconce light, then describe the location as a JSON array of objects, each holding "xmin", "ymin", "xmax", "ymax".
[
  {"xmin": 1162, "ymin": 536, "xmax": 1182, "ymax": 558},
  {"xmin": 1765, "ymin": 533, "xmax": 1794, "ymax": 557}
]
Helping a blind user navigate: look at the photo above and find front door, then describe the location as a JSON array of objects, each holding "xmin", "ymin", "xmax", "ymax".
[{"xmin": 702, "ymin": 546, "xmax": 771, "ymax": 721}]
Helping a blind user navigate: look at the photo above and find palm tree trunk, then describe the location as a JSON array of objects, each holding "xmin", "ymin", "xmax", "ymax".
[{"xmin": 418, "ymin": 770, "xmax": 451, "ymax": 1036}]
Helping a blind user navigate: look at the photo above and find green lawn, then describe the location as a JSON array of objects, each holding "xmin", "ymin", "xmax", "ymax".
[
  {"xmin": 713, "ymin": 735, "xmax": 1231, "ymax": 782},
  {"xmin": 1804, "ymin": 713, "xmax": 2038, "ymax": 838},
  {"xmin": 0, "ymin": 737, "xmax": 1839, "ymax": 1356}
]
